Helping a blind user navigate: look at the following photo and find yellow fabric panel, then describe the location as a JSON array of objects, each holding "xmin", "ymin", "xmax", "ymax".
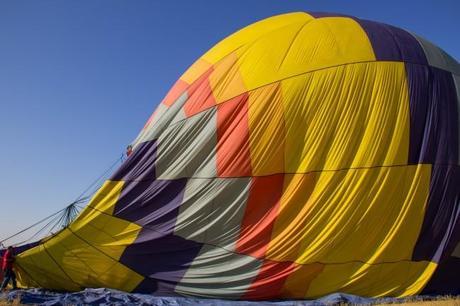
[
  {"xmin": 45, "ymin": 229, "xmax": 116, "ymax": 288},
  {"xmin": 209, "ymin": 52, "xmax": 247, "ymax": 103},
  {"xmin": 64, "ymin": 179, "xmax": 141, "ymax": 260},
  {"xmin": 234, "ymin": 21, "xmax": 310, "ymax": 93},
  {"xmin": 280, "ymin": 263, "xmax": 324, "ymax": 298},
  {"xmin": 399, "ymin": 262, "xmax": 438, "ymax": 296},
  {"xmin": 17, "ymin": 179, "xmax": 144, "ymax": 292},
  {"xmin": 248, "ymin": 83, "xmax": 285, "ymax": 175},
  {"xmin": 75, "ymin": 180, "xmax": 124, "ymax": 219},
  {"xmin": 237, "ymin": 17, "xmax": 375, "ymax": 92},
  {"xmin": 16, "ymin": 243, "xmax": 81, "ymax": 291},
  {"xmin": 266, "ymin": 165, "xmax": 431, "ymax": 264},
  {"xmin": 306, "ymin": 261, "xmax": 437, "ymax": 298},
  {"xmin": 202, "ymin": 12, "xmax": 312, "ymax": 64},
  {"xmin": 69, "ymin": 208, "xmax": 142, "ymax": 261},
  {"xmin": 182, "ymin": 13, "xmax": 315, "ymax": 99},
  {"xmin": 281, "ymin": 62, "xmax": 410, "ymax": 173},
  {"xmin": 266, "ymin": 173, "xmax": 316, "ymax": 260},
  {"xmin": 43, "ymin": 229, "xmax": 144, "ymax": 292},
  {"xmin": 68, "ymin": 180, "xmax": 140, "ymax": 259},
  {"xmin": 180, "ymin": 58, "xmax": 213, "ymax": 85},
  {"xmin": 15, "ymin": 264, "xmax": 40, "ymax": 289},
  {"xmin": 18, "ymin": 226, "xmax": 143, "ymax": 292}
]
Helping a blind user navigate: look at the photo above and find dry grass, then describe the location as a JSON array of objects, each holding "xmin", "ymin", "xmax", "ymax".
[
  {"xmin": 375, "ymin": 296, "xmax": 460, "ymax": 306},
  {"xmin": 0, "ymin": 296, "xmax": 23, "ymax": 306}
]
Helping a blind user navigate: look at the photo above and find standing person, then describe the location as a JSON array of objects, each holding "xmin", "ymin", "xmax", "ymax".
[
  {"xmin": 1, "ymin": 246, "xmax": 17, "ymax": 290},
  {"xmin": 126, "ymin": 145, "xmax": 133, "ymax": 157}
]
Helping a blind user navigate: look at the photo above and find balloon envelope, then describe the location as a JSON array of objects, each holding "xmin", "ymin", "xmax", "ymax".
[{"xmin": 15, "ymin": 12, "xmax": 460, "ymax": 298}]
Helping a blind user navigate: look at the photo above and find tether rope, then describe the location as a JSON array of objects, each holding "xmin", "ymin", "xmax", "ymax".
[{"xmin": 0, "ymin": 153, "xmax": 125, "ymax": 248}]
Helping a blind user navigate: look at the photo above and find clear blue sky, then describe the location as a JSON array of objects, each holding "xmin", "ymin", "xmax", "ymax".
[{"xmin": 0, "ymin": 0, "xmax": 459, "ymax": 243}]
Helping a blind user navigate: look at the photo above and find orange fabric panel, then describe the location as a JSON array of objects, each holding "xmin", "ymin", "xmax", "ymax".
[
  {"xmin": 217, "ymin": 93, "xmax": 252, "ymax": 177},
  {"xmin": 161, "ymin": 79, "xmax": 189, "ymax": 106},
  {"xmin": 248, "ymin": 83, "xmax": 285, "ymax": 175},
  {"xmin": 236, "ymin": 174, "xmax": 284, "ymax": 258},
  {"xmin": 209, "ymin": 52, "xmax": 248, "ymax": 103},
  {"xmin": 180, "ymin": 58, "xmax": 213, "ymax": 84}
]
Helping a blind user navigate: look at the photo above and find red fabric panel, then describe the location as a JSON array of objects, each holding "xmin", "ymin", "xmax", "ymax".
[
  {"xmin": 236, "ymin": 174, "xmax": 284, "ymax": 258},
  {"xmin": 216, "ymin": 93, "xmax": 252, "ymax": 177},
  {"xmin": 184, "ymin": 68, "xmax": 216, "ymax": 117},
  {"xmin": 242, "ymin": 260, "xmax": 296, "ymax": 300}
]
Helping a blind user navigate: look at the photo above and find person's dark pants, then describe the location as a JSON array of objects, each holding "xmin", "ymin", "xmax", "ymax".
[{"xmin": 1, "ymin": 268, "xmax": 17, "ymax": 290}]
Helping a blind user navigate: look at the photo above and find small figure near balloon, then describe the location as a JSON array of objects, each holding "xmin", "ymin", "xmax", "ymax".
[
  {"xmin": 126, "ymin": 145, "xmax": 133, "ymax": 157},
  {"xmin": 1, "ymin": 246, "xmax": 17, "ymax": 291}
]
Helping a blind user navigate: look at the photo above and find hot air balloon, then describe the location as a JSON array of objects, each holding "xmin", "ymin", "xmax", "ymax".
[{"xmin": 10, "ymin": 12, "xmax": 460, "ymax": 299}]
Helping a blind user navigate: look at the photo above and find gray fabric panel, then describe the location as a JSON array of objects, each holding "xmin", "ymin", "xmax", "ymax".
[
  {"xmin": 132, "ymin": 103, "xmax": 167, "ymax": 147},
  {"xmin": 205, "ymin": 177, "xmax": 251, "ymax": 249},
  {"xmin": 174, "ymin": 177, "xmax": 251, "ymax": 250},
  {"xmin": 193, "ymin": 150, "xmax": 217, "ymax": 178},
  {"xmin": 170, "ymin": 106, "xmax": 187, "ymax": 126},
  {"xmin": 174, "ymin": 178, "xmax": 215, "ymax": 243},
  {"xmin": 455, "ymin": 74, "xmax": 460, "ymax": 165},
  {"xmin": 174, "ymin": 244, "xmax": 262, "ymax": 299},
  {"xmin": 156, "ymin": 108, "xmax": 217, "ymax": 179},
  {"xmin": 453, "ymin": 241, "xmax": 460, "ymax": 258},
  {"xmin": 413, "ymin": 34, "xmax": 460, "ymax": 75},
  {"xmin": 133, "ymin": 93, "xmax": 189, "ymax": 146}
]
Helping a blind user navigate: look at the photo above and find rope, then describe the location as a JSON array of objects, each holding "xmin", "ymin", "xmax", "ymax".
[
  {"xmin": 0, "ymin": 153, "xmax": 125, "ymax": 248},
  {"xmin": 72, "ymin": 154, "xmax": 125, "ymax": 203},
  {"xmin": 0, "ymin": 198, "xmax": 89, "ymax": 246},
  {"xmin": 0, "ymin": 206, "xmax": 69, "ymax": 246},
  {"xmin": 12, "ymin": 213, "xmax": 63, "ymax": 246}
]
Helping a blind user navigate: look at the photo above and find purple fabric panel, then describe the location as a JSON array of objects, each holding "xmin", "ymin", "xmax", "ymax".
[
  {"xmin": 407, "ymin": 64, "xmax": 431, "ymax": 163},
  {"xmin": 132, "ymin": 278, "xmax": 159, "ymax": 294},
  {"xmin": 114, "ymin": 178, "xmax": 187, "ymax": 231},
  {"xmin": 110, "ymin": 140, "xmax": 157, "ymax": 182},
  {"xmin": 114, "ymin": 175, "xmax": 199, "ymax": 294},
  {"xmin": 406, "ymin": 65, "xmax": 459, "ymax": 165},
  {"xmin": 307, "ymin": 12, "xmax": 427, "ymax": 64},
  {"xmin": 356, "ymin": 20, "xmax": 400, "ymax": 61},
  {"xmin": 0, "ymin": 241, "xmax": 40, "ymax": 257},
  {"xmin": 356, "ymin": 20, "xmax": 427, "ymax": 64},
  {"xmin": 412, "ymin": 165, "xmax": 460, "ymax": 263},
  {"xmin": 14, "ymin": 241, "xmax": 41, "ymax": 255},
  {"xmin": 386, "ymin": 25, "xmax": 427, "ymax": 64},
  {"xmin": 120, "ymin": 230, "xmax": 203, "ymax": 295},
  {"xmin": 421, "ymin": 256, "xmax": 460, "ymax": 295}
]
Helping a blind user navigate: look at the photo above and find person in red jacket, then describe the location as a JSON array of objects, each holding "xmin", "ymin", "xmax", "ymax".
[{"xmin": 1, "ymin": 246, "xmax": 17, "ymax": 290}]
